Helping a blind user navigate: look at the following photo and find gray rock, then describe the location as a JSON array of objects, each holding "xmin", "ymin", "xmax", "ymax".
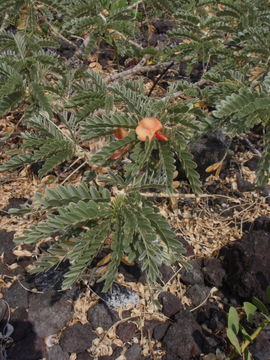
[
  {"xmin": 159, "ymin": 291, "xmax": 182, "ymax": 317},
  {"xmin": 96, "ymin": 283, "xmax": 140, "ymax": 309},
  {"xmin": 7, "ymin": 331, "xmax": 45, "ymax": 360},
  {"xmin": 250, "ymin": 328, "xmax": 270, "ymax": 360},
  {"xmin": 0, "ymin": 230, "xmax": 16, "ymax": 264},
  {"xmin": 188, "ymin": 130, "xmax": 229, "ymax": 180},
  {"xmin": 202, "ymin": 258, "xmax": 226, "ymax": 288},
  {"xmin": 4, "ymin": 281, "xmax": 28, "ymax": 308},
  {"xmin": 116, "ymin": 322, "xmax": 137, "ymax": 342},
  {"xmin": 76, "ymin": 352, "xmax": 94, "ymax": 360},
  {"xmin": 220, "ymin": 216, "xmax": 270, "ymax": 302},
  {"xmin": 47, "ymin": 345, "xmax": 69, "ymax": 360},
  {"xmin": 163, "ymin": 309, "xmax": 203, "ymax": 360},
  {"xmin": 125, "ymin": 344, "xmax": 143, "ymax": 360},
  {"xmin": 152, "ymin": 322, "xmax": 170, "ymax": 341},
  {"xmin": 28, "ymin": 291, "xmax": 73, "ymax": 337},
  {"xmin": 244, "ymin": 156, "xmax": 260, "ymax": 171},
  {"xmin": 180, "ymin": 259, "xmax": 204, "ymax": 285},
  {"xmin": 159, "ymin": 264, "xmax": 175, "ymax": 283},
  {"xmin": 0, "ymin": 299, "xmax": 8, "ymax": 322},
  {"xmin": 87, "ymin": 302, "xmax": 119, "ymax": 330},
  {"xmin": 99, "ymin": 346, "xmax": 122, "ymax": 360},
  {"xmin": 186, "ymin": 284, "xmax": 211, "ymax": 307},
  {"xmin": 60, "ymin": 323, "xmax": 96, "ymax": 353},
  {"xmin": 10, "ymin": 307, "xmax": 32, "ymax": 341}
]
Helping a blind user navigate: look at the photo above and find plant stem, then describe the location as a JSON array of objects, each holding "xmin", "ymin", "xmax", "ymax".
[{"xmin": 241, "ymin": 319, "xmax": 270, "ymax": 354}]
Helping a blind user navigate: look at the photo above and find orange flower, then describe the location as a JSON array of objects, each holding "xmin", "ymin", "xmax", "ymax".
[
  {"xmin": 110, "ymin": 146, "xmax": 129, "ymax": 160},
  {"xmin": 135, "ymin": 118, "xmax": 168, "ymax": 142},
  {"xmin": 110, "ymin": 128, "xmax": 130, "ymax": 160}
]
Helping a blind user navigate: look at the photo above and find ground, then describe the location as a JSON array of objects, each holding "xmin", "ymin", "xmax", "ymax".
[{"xmin": 1, "ymin": 119, "xmax": 270, "ymax": 359}]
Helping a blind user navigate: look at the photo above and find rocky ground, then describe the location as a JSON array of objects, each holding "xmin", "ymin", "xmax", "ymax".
[{"xmin": 1, "ymin": 128, "xmax": 270, "ymax": 360}]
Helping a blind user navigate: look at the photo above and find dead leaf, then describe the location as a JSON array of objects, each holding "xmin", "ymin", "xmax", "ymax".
[
  {"xmin": 13, "ymin": 249, "xmax": 33, "ymax": 257},
  {"xmin": 97, "ymin": 253, "xmax": 112, "ymax": 267},
  {"xmin": 121, "ymin": 256, "xmax": 135, "ymax": 266}
]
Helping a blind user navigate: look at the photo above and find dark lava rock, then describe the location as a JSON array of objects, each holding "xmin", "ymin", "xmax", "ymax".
[
  {"xmin": 202, "ymin": 258, "xmax": 226, "ymax": 288},
  {"xmin": 99, "ymin": 346, "xmax": 122, "ymax": 360},
  {"xmin": 153, "ymin": 19, "xmax": 173, "ymax": 33},
  {"xmin": 253, "ymin": 216, "xmax": 270, "ymax": 232},
  {"xmin": 143, "ymin": 320, "xmax": 163, "ymax": 337},
  {"xmin": 10, "ymin": 308, "xmax": 32, "ymax": 341},
  {"xmin": 186, "ymin": 284, "xmax": 211, "ymax": 307},
  {"xmin": 236, "ymin": 173, "xmax": 254, "ymax": 192},
  {"xmin": 159, "ymin": 264, "xmax": 175, "ymax": 283},
  {"xmin": 4, "ymin": 280, "xmax": 29, "ymax": 308},
  {"xmin": 249, "ymin": 328, "xmax": 270, "ymax": 360},
  {"xmin": 116, "ymin": 322, "xmax": 137, "ymax": 342},
  {"xmin": 152, "ymin": 322, "xmax": 170, "ymax": 341},
  {"xmin": 93, "ymin": 282, "xmax": 140, "ymax": 309},
  {"xmin": 7, "ymin": 331, "xmax": 45, "ymax": 360},
  {"xmin": 196, "ymin": 304, "xmax": 227, "ymax": 333},
  {"xmin": 60, "ymin": 323, "xmax": 96, "ymax": 353},
  {"xmin": 0, "ymin": 197, "xmax": 27, "ymax": 216},
  {"xmin": 125, "ymin": 344, "xmax": 143, "ymax": 360},
  {"xmin": 119, "ymin": 263, "xmax": 142, "ymax": 282},
  {"xmin": 178, "ymin": 236, "xmax": 195, "ymax": 257},
  {"xmin": 162, "ymin": 309, "xmax": 203, "ymax": 360},
  {"xmin": 28, "ymin": 291, "xmax": 73, "ymax": 337},
  {"xmin": 0, "ymin": 262, "xmax": 15, "ymax": 278},
  {"xmin": 220, "ymin": 216, "xmax": 270, "ymax": 302},
  {"xmin": 180, "ymin": 259, "xmax": 204, "ymax": 285},
  {"xmin": 258, "ymin": 185, "xmax": 270, "ymax": 205},
  {"xmin": 27, "ymin": 260, "xmax": 70, "ymax": 291},
  {"xmin": 87, "ymin": 302, "xmax": 119, "ymax": 330},
  {"xmin": 159, "ymin": 292, "xmax": 182, "ymax": 318},
  {"xmin": 244, "ymin": 156, "xmax": 260, "ymax": 171},
  {"xmin": 178, "ymin": 130, "xmax": 229, "ymax": 180},
  {"xmin": 47, "ymin": 345, "xmax": 69, "ymax": 360},
  {"xmin": 0, "ymin": 299, "xmax": 8, "ymax": 322},
  {"xmin": 76, "ymin": 352, "xmax": 94, "ymax": 360},
  {"xmin": 0, "ymin": 230, "xmax": 16, "ymax": 264}
]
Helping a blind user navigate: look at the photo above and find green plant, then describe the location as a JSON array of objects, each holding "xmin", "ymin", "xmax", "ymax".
[
  {"xmin": 166, "ymin": 0, "xmax": 270, "ymax": 185},
  {"xmin": 11, "ymin": 179, "xmax": 187, "ymax": 292},
  {"xmin": 0, "ymin": 31, "xmax": 64, "ymax": 118},
  {"xmin": 1, "ymin": 71, "xmax": 205, "ymax": 193},
  {"xmin": 227, "ymin": 286, "xmax": 270, "ymax": 360},
  {"xmin": 1, "ymin": 0, "xmax": 270, "ymax": 293}
]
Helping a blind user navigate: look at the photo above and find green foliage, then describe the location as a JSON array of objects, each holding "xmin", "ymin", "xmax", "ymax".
[
  {"xmin": 0, "ymin": 114, "xmax": 76, "ymax": 176},
  {"xmin": 226, "ymin": 286, "xmax": 270, "ymax": 359},
  {"xmin": 0, "ymin": 31, "xmax": 64, "ymax": 117},
  {"xmin": 1, "ymin": 0, "xmax": 270, "ymax": 293},
  {"xmin": 13, "ymin": 182, "xmax": 186, "ymax": 291}
]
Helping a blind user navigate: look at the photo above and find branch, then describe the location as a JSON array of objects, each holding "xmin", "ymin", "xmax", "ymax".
[{"xmin": 105, "ymin": 59, "xmax": 173, "ymax": 83}]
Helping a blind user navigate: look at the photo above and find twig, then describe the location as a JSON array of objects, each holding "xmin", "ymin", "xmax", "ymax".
[
  {"xmin": 112, "ymin": 30, "xmax": 144, "ymax": 51},
  {"xmin": 238, "ymin": 135, "xmax": 262, "ymax": 156},
  {"xmin": 105, "ymin": 60, "xmax": 173, "ymax": 83},
  {"xmin": 17, "ymin": 278, "xmax": 43, "ymax": 294},
  {"xmin": 162, "ymin": 78, "xmax": 208, "ymax": 102},
  {"xmin": 190, "ymin": 287, "xmax": 218, "ymax": 312},
  {"xmin": 148, "ymin": 61, "xmax": 174, "ymax": 97},
  {"xmin": 60, "ymin": 160, "xmax": 88, "ymax": 185},
  {"xmin": 46, "ymin": 22, "xmax": 77, "ymax": 49},
  {"xmin": 126, "ymin": 0, "xmax": 144, "ymax": 11},
  {"xmin": 139, "ymin": 192, "xmax": 241, "ymax": 201}
]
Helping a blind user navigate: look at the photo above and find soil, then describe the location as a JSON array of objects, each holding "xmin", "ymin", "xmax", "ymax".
[{"xmin": 0, "ymin": 27, "xmax": 270, "ymax": 360}]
